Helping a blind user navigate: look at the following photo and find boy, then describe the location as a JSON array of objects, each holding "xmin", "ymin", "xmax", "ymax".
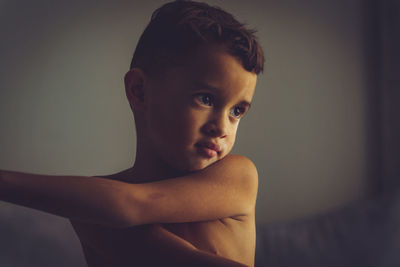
[{"xmin": 0, "ymin": 1, "xmax": 264, "ymax": 266}]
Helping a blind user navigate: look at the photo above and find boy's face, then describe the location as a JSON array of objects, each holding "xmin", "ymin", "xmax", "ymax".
[{"xmin": 142, "ymin": 45, "xmax": 257, "ymax": 173}]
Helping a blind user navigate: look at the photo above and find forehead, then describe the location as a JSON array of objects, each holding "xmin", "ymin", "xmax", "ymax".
[{"xmin": 165, "ymin": 45, "xmax": 257, "ymax": 102}]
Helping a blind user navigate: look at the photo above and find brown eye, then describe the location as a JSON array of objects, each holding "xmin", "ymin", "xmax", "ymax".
[
  {"xmin": 230, "ymin": 106, "xmax": 245, "ymax": 119},
  {"xmin": 195, "ymin": 93, "xmax": 213, "ymax": 106}
]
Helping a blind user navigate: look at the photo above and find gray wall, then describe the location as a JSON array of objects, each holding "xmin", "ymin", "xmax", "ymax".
[
  {"xmin": 381, "ymin": 0, "xmax": 400, "ymax": 192},
  {"xmin": 0, "ymin": 0, "xmax": 392, "ymax": 266}
]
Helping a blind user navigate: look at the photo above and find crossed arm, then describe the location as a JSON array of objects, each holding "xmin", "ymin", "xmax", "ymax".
[
  {"xmin": 0, "ymin": 154, "xmax": 258, "ymax": 266},
  {"xmin": 144, "ymin": 224, "xmax": 252, "ymax": 267},
  {"xmin": 0, "ymin": 154, "xmax": 257, "ymax": 227}
]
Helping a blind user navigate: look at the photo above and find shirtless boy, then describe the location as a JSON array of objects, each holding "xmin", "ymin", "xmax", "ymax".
[{"xmin": 0, "ymin": 1, "xmax": 264, "ymax": 266}]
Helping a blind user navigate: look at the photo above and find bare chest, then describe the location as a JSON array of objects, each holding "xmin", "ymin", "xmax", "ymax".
[
  {"xmin": 70, "ymin": 217, "xmax": 255, "ymax": 266},
  {"xmin": 162, "ymin": 217, "xmax": 254, "ymax": 258}
]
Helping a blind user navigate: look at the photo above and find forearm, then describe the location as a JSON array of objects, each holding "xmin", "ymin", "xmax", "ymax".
[
  {"xmin": 153, "ymin": 245, "xmax": 249, "ymax": 267},
  {"xmin": 0, "ymin": 170, "xmax": 139, "ymax": 227},
  {"xmin": 182, "ymin": 250, "xmax": 249, "ymax": 267},
  {"xmin": 149, "ymin": 225, "xmax": 249, "ymax": 267}
]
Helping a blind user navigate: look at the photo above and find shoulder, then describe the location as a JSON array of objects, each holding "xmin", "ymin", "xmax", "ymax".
[
  {"xmin": 215, "ymin": 155, "xmax": 258, "ymax": 219},
  {"xmin": 225, "ymin": 154, "xmax": 258, "ymax": 188},
  {"xmin": 220, "ymin": 154, "xmax": 257, "ymax": 172},
  {"xmin": 91, "ymin": 168, "xmax": 139, "ymax": 183},
  {"xmin": 201, "ymin": 154, "xmax": 258, "ymax": 206},
  {"xmin": 207, "ymin": 154, "xmax": 258, "ymax": 181}
]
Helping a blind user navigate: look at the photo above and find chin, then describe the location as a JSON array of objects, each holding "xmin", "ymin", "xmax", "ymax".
[
  {"xmin": 171, "ymin": 159, "xmax": 212, "ymax": 174},
  {"xmin": 165, "ymin": 151, "xmax": 223, "ymax": 174},
  {"xmin": 189, "ymin": 158, "xmax": 219, "ymax": 172}
]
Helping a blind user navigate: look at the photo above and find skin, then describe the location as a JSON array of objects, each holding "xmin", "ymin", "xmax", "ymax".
[
  {"xmin": 71, "ymin": 45, "xmax": 258, "ymax": 266},
  {"xmin": 0, "ymin": 44, "xmax": 258, "ymax": 266},
  {"xmin": 127, "ymin": 44, "xmax": 257, "ymax": 180}
]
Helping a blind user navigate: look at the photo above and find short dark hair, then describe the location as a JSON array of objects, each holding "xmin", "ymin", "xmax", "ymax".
[{"xmin": 130, "ymin": 0, "xmax": 264, "ymax": 76}]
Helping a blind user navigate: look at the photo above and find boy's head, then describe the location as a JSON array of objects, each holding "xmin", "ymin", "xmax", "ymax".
[
  {"xmin": 125, "ymin": 1, "xmax": 264, "ymax": 174},
  {"xmin": 130, "ymin": 0, "xmax": 264, "ymax": 78}
]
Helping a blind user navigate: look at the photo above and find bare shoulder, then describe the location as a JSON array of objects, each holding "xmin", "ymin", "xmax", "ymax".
[
  {"xmin": 91, "ymin": 168, "xmax": 138, "ymax": 183},
  {"xmin": 218, "ymin": 154, "xmax": 257, "ymax": 172},
  {"xmin": 202, "ymin": 154, "xmax": 258, "ymax": 178},
  {"xmin": 205, "ymin": 154, "xmax": 258, "ymax": 197}
]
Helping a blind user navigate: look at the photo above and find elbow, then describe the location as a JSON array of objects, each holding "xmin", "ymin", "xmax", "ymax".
[
  {"xmin": 109, "ymin": 204, "xmax": 141, "ymax": 229},
  {"xmin": 107, "ymin": 208, "xmax": 140, "ymax": 229},
  {"xmin": 109, "ymin": 186, "xmax": 146, "ymax": 228}
]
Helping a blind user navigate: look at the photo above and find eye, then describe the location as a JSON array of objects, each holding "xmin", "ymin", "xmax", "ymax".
[
  {"xmin": 230, "ymin": 106, "xmax": 246, "ymax": 119},
  {"xmin": 194, "ymin": 93, "xmax": 213, "ymax": 106}
]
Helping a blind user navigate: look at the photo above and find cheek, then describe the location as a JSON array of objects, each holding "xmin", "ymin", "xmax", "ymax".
[
  {"xmin": 225, "ymin": 123, "xmax": 239, "ymax": 149},
  {"xmin": 226, "ymin": 135, "xmax": 236, "ymax": 150},
  {"xmin": 149, "ymin": 103, "xmax": 199, "ymax": 144},
  {"xmin": 179, "ymin": 108, "xmax": 204, "ymax": 141}
]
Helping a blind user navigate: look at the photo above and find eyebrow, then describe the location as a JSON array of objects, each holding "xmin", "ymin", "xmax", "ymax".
[
  {"xmin": 238, "ymin": 101, "xmax": 252, "ymax": 109},
  {"xmin": 194, "ymin": 81, "xmax": 220, "ymax": 92},
  {"xmin": 194, "ymin": 81, "xmax": 252, "ymax": 108}
]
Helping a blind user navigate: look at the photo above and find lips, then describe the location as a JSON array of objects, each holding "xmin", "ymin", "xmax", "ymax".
[
  {"xmin": 195, "ymin": 141, "xmax": 221, "ymax": 158},
  {"xmin": 195, "ymin": 141, "xmax": 221, "ymax": 153}
]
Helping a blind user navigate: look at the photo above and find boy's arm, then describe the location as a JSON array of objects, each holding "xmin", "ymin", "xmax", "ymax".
[
  {"xmin": 0, "ymin": 169, "xmax": 133, "ymax": 226},
  {"xmin": 148, "ymin": 224, "xmax": 249, "ymax": 267},
  {"xmin": 0, "ymin": 154, "xmax": 257, "ymax": 227},
  {"xmin": 124, "ymin": 154, "xmax": 258, "ymax": 226}
]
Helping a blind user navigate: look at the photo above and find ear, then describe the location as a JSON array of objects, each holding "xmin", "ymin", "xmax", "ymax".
[{"xmin": 124, "ymin": 68, "xmax": 147, "ymax": 111}]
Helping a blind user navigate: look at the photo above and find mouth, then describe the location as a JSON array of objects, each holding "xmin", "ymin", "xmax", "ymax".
[{"xmin": 195, "ymin": 141, "xmax": 221, "ymax": 158}]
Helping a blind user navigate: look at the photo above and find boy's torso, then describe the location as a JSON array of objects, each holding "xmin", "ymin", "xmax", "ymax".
[{"xmin": 70, "ymin": 173, "xmax": 255, "ymax": 266}]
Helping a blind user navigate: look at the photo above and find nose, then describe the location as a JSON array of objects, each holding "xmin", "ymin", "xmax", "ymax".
[{"xmin": 201, "ymin": 111, "xmax": 228, "ymax": 138}]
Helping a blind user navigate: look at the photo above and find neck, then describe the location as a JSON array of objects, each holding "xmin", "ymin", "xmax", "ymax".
[
  {"xmin": 121, "ymin": 142, "xmax": 185, "ymax": 183},
  {"xmin": 130, "ymin": 155, "xmax": 182, "ymax": 182}
]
